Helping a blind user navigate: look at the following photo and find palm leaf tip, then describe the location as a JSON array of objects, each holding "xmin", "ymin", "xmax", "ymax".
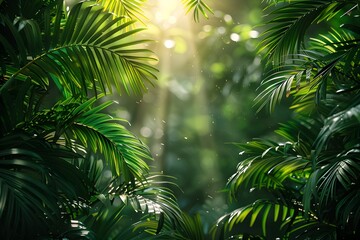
[
  {"xmin": 182, "ymin": 0, "xmax": 213, "ymax": 22},
  {"xmin": 96, "ymin": 0, "xmax": 148, "ymax": 23}
]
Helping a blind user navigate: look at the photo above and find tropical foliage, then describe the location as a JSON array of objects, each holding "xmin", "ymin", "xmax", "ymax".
[
  {"xmin": 214, "ymin": 0, "xmax": 360, "ymax": 239},
  {"xmin": 0, "ymin": 0, "xmax": 210, "ymax": 239}
]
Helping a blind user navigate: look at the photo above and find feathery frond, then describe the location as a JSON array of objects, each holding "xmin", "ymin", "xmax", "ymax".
[
  {"xmin": 215, "ymin": 0, "xmax": 360, "ymax": 239},
  {"xmin": 259, "ymin": 0, "xmax": 348, "ymax": 64},
  {"xmin": 229, "ymin": 139, "xmax": 309, "ymax": 198},
  {"xmin": 96, "ymin": 0, "xmax": 148, "ymax": 23},
  {"xmin": 0, "ymin": 133, "xmax": 90, "ymax": 238},
  {"xmin": 1, "ymin": 1, "xmax": 157, "ymax": 98},
  {"xmin": 182, "ymin": 0, "xmax": 213, "ymax": 22},
  {"xmin": 68, "ymin": 98, "xmax": 152, "ymax": 183}
]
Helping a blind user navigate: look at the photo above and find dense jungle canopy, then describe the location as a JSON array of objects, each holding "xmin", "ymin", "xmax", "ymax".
[{"xmin": 0, "ymin": 0, "xmax": 359, "ymax": 239}]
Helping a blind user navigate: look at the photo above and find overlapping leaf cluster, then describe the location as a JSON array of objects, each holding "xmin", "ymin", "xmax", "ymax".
[
  {"xmin": 0, "ymin": 0, "xmax": 186, "ymax": 239},
  {"xmin": 214, "ymin": 0, "xmax": 360, "ymax": 239}
]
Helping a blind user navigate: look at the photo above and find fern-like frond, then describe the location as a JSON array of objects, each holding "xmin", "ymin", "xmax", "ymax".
[
  {"xmin": 182, "ymin": 0, "xmax": 213, "ymax": 22},
  {"xmin": 315, "ymin": 103, "xmax": 360, "ymax": 155},
  {"xmin": 336, "ymin": 189, "xmax": 360, "ymax": 232},
  {"xmin": 55, "ymin": 220, "xmax": 96, "ymax": 239},
  {"xmin": 256, "ymin": 31, "xmax": 360, "ymax": 112},
  {"xmin": 213, "ymin": 200, "xmax": 297, "ymax": 239},
  {"xmin": 254, "ymin": 55, "xmax": 314, "ymax": 112},
  {"xmin": 282, "ymin": 215, "xmax": 337, "ymax": 239},
  {"xmin": 275, "ymin": 116, "xmax": 322, "ymax": 157},
  {"xmin": 80, "ymin": 174, "xmax": 182, "ymax": 239},
  {"xmin": 0, "ymin": 133, "xmax": 90, "ymax": 238},
  {"xmin": 259, "ymin": 0, "xmax": 348, "ymax": 63},
  {"xmin": 302, "ymin": 144, "xmax": 360, "ymax": 218},
  {"xmin": 109, "ymin": 174, "xmax": 181, "ymax": 221},
  {"xmin": 96, "ymin": 0, "xmax": 148, "ymax": 23},
  {"xmin": 229, "ymin": 140, "xmax": 309, "ymax": 199},
  {"xmin": 1, "ymin": 1, "xmax": 157, "ymax": 97},
  {"xmin": 66, "ymin": 98, "xmax": 152, "ymax": 183},
  {"xmin": 213, "ymin": 199, "xmax": 333, "ymax": 239},
  {"xmin": 139, "ymin": 212, "xmax": 206, "ymax": 240}
]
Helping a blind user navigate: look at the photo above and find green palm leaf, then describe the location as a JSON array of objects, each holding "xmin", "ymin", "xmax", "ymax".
[
  {"xmin": 315, "ymin": 103, "xmax": 360, "ymax": 155},
  {"xmin": 66, "ymin": 98, "xmax": 152, "ymax": 183},
  {"xmin": 213, "ymin": 199, "xmax": 333, "ymax": 239},
  {"xmin": 79, "ymin": 174, "xmax": 182, "ymax": 239},
  {"xmin": 57, "ymin": 220, "xmax": 96, "ymax": 239},
  {"xmin": 254, "ymin": 55, "xmax": 314, "ymax": 112},
  {"xmin": 257, "ymin": 26, "xmax": 360, "ymax": 112},
  {"xmin": 282, "ymin": 215, "xmax": 336, "ymax": 239},
  {"xmin": 213, "ymin": 200, "xmax": 297, "ymax": 239},
  {"xmin": 0, "ymin": 133, "xmax": 90, "ymax": 238},
  {"xmin": 96, "ymin": 0, "xmax": 148, "ymax": 23},
  {"xmin": 336, "ymin": 190, "xmax": 360, "ymax": 232},
  {"xmin": 275, "ymin": 116, "xmax": 322, "ymax": 156},
  {"xmin": 229, "ymin": 140, "xmax": 309, "ymax": 198},
  {"xmin": 310, "ymin": 28, "xmax": 360, "ymax": 81},
  {"xmin": 259, "ymin": 0, "xmax": 347, "ymax": 63},
  {"xmin": 83, "ymin": 205, "xmax": 134, "ymax": 239},
  {"xmin": 303, "ymin": 147, "xmax": 360, "ymax": 221},
  {"xmin": 109, "ymin": 174, "xmax": 181, "ymax": 221},
  {"xmin": 216, "ymin": 0, "xmax": 360, "ymax": 239},
  {"xmin": 182, "ymin": 0, "xmax": 213, "ymax": 22},
  {"xmin": 174, "ymin": 213, "xmax": 205, "ymax": 240},
  {"xmin": 1, "ymin": 1, "xmax": 157, "ymax": 97},
  {"xmin": 139, "ymin": 212, "xmax": 206, "ymax": 240}
]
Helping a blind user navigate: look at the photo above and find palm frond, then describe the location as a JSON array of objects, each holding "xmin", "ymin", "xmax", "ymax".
[
  {"xmin": 0, "ymin": 13, "xmax": 28, "ymax": 66},
  {"xmin": 6, "ymin": 81, "xmax": 151, "ymax": 185},
  {"xmin": 318, "ymin": 158, "xmax": 360, "ymax": 204},
  {"xmin": 56, "ymin": 220, "xmax": 97, "ymax": 240},
  {"xmin": 310, "ymin": 27, "xmax": 360, "ymax": 80},
  {"xmin": 275, "ymin": 116, "xmax": 322, "ymax": 156},
  {"xmin": 259, "ymin": 0, "xmax": 347, "ymax": 63},
  {"xmin": 108, "ymin": 174, "xmax": 182, "ymax": 222},
  {"xmin": 96, "ymin": 0, "xmax": 148, "ymax": 23},
  {"xmin": 0, "ymin": 74, "xmax": 41, "ymax": 134},
  {"xmin": 336, "ymin": 189, "xmax": 360, "ymax": 233},
  {"xmin": 1, "ymin": 1, "xmax": 157, "ymax": 97},
  {"xmin": 314, "ymin": 103, "xmax": 360, "ymax": 155},
  {"xmin": 254, "ymin": 55, "xmax": 315, "ymax": 112},
  {"xmin": 302, "ymin": 147, "xmax": 360, "ymax": 215},
  {"xmin": 0, "ymin": 1, "xmax": 183, "ymax": 239},
  {"xmin": 65, "ymin": 98, "xmax": 152, "ymax": 183},
  {"xmin": 229, "ymin": 140, "xmax": 309, "ymax": 199},
  {"xmin": 216, "ymin": 1, "xmax": 360, "ymax": 239},
  {"xmin": 182, "ymin": 0, "xmax": 213, "ymax": 22},
  {"xmin": 281, "ymin": 214, "xmax": 336, "ymax": 240},
  {"xmin": 257, "ymin": 27, "xmax": 360, "ymax": 112},
  {"xmin": 81, "ymin": 204, "xmax": 143, "ymax": 239},
  {"xmin": 0, "ymin": 133, "xmax": 90, "ymax": 238},
  {"xmin": 80, "ymin": 174, "xmax": 182, "ymax": 239},
  {"xmin": 175, "ymin": 212, "xmax": 205, "ymax": 240},
  {"xmin": 141, "ymin": 212, "xmax": 206, "ymax": 240},
  {"xmin": 213, "ymin": 198, "xmax": 335, "ymax": 239},
  {"xmin": 213, "ymin": 200, "xmax": 297, "ymax": 239},
  {"xmin": 20, "ymin": 99, "xmax": 84, "ymax": 140}
]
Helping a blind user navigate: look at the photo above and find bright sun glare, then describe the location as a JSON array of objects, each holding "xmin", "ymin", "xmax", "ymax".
[{"xmin": 153, "ymin": 0, "xmax": 182, "ymax": 24}]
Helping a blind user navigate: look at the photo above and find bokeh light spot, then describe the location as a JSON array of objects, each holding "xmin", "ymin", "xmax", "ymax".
[
  {"xmin": 230, "ymin": 33, "xmax": 240, "ymax": 42},
  {"xmin": 164, "ymin": 39, "xmax": 175, "ymax": 48}
]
